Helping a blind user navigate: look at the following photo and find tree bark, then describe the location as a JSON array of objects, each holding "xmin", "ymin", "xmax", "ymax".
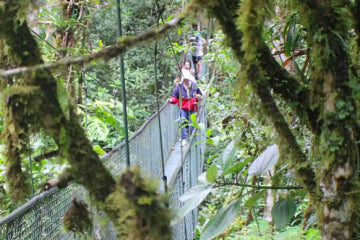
[{"xmin": 292, "ymin": 1, "xmax": 359, "ymax": 239}]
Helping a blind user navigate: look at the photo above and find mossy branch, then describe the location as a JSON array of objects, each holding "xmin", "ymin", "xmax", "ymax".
[
  {"xmin": 202, "ymin": 0, "xmax": 319, "ymax": 198},
  {"xmin": 254, "ymin": 82, "xmax": 318, "ymax": 198},
  {"xmin": 4, "ymin": 133, "xmax": 30, "ymax": 202},
  {"xmin": 216, "ymin": 181, "xmax": 303, "ymax": 190},
  {"xmin": 105, "ymin": 168, "xmax": 172, "ymax": 240},
  {"xmin": 0, "ymin": 6, "xmax": 193, "ymax": 79},
  {"xmin": 195, "ymin": 0, "xmax": 317, "ymax": 132},
  {"xmin": 34, "ymin": 150, "xmax": 59, "ymax": 162},
  {"xmin": 44, "ymin": 167, "xmax": 73, "ymax": 190}
]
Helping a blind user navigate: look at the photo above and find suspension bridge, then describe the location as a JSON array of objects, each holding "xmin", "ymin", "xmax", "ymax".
[
  {"xmin": 0, "ymin": 93, "xmax": 207, "ymax": 239},
  {"xmin": 0, "ymin": 1, "xmax": 209, "ymax": 237}
]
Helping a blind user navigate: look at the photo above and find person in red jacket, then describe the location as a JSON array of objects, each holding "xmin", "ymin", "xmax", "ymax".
[{"xmin": 168, "ymin": 70, "xmax": 202, "ymax": 146}]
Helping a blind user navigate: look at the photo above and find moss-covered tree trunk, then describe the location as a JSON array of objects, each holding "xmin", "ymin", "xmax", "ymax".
[
  {"xmin": 195, "ymin": 0, "xmax": 360, "ymax": 239},
  {"xmin": 300, "ymin": 2, "xmax": 359, "ymax": 238}
]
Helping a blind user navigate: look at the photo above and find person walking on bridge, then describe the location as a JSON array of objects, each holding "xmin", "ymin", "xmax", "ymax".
[
  {"xmin": 168, "ymin": 71, "xmax": 202, "ymax": 146},
  {"xmin": 189, "ymin": 32, "xmax": 206, "ymax": 80}
]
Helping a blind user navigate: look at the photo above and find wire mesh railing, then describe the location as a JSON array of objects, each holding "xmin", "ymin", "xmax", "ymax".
[
  {"xmin": 0, "ymin": 99, "xmax": 206, "ymax": 240},
  {"xmin": 170, "ymin": 101, "xmax": 207, "ymax": 240}
]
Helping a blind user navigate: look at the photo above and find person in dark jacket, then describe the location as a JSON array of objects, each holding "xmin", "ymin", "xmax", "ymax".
[{"xmin": 168, "ymin": 71, "xmax": 202, "ymax": 146}]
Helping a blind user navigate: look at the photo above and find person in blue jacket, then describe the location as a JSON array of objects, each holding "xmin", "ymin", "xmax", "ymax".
[{"xmin": 168, "ymin": 70, "xmax": 202, "ymax": 146}]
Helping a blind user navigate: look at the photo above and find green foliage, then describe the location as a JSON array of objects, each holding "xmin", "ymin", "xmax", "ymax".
[
  {"xmin": 272, "ymin": 198, "xmax": 297, "ymax": 228},
  {"xmin": 86, "ymin": 116, "xmax": 110, "ymax": 142},
  {"xmin": 194, "ymin": 10, "xmax": 314, "ymax": 238},
  {"xmin": 93, "ymin": 144, "xmax": 106, "ymax": 156},
  {"xmin": 206, "ymin": 164, "xmax": 218, "ymax": 182},
  {"xmin": 223, "ymin": 156, "xmax": 253, "ymax": 176},
  {"xmin": 231, "ymin": 220, "xmax": 321, "ymax": 240},
  {"xmin": 219, "ymin": 140, "xmax": 237, "ymax": 173},
  {"xmin": 200, "ymin": 199, "xmax": 241, "ymax": 240},
  {"xmin": 244, "ymin": 190, "xmax": 265, "ymax": 210},
  {"xmin": 1, "ymin": 0, "xmax": 358, "ymax": 238},
  {"xmin": 172, "ymin": 182, "xmax": 214, "ymax": 226},
  {"xmin": 248, "ymin": 144, "xmax": 279, "ymax": 176}
]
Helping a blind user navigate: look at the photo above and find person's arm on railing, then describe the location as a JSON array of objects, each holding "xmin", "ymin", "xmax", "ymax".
[{"xmin": 168, "ymin": 85, "xmax": 180, "ymax": 104}]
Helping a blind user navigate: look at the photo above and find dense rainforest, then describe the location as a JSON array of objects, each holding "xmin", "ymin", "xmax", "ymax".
[{"xmin": 0, "ymin": 0, "xmax": 360, "ymax": 239}]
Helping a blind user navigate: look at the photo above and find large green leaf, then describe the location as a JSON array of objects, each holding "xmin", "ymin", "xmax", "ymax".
[
  {"xmin": 200, "ymin": 199, "xmax": 241, "ymax": 240},
  {"xmin": 179, "ymin": 183, "xmax": 213, "ymax": 202},
  {"xmin": 244, "ymin": 190, "xmax": 265, "ymax": 209},
  {"xmin": 206, "ymin": 164, "xmax": 218, "ymax": 183},
  {"xmin": 171, "ymin": 184, "xmax": 213, "ymax": 226},
  {"xmin": 285, "ymin": 25, "xmax": 294, "ymax": 57},
  {"xmin": 87, "ymin": 117, "xmax": 110, "ymax": 141},
  {"xmin": 272, "ymin": 198, "xmax": 297, "ymax": 228},
  {"xmin": 223, "ymin": 156, "xmax": 253, "ymax": 176},
  {"xmin": 294, "ymin": 57, "xmax": 308, "ymax": 84},
  {"xmin": 190, "ymin": 113, "xmax": 199, "ymax": 128},
  {"xmin": 93, "ymin": 145, "xmax": 106, "ymax": 156},
  {"xmin": 248, "ymin": 144, "xmax": 279, "ymax": 176},
  {"xmin": 220, "ymin": 141, "xmax": 237, "ymax": 173}
]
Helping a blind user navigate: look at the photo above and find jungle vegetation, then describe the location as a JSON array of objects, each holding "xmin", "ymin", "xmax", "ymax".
[{"xmin": 0, "ymin": 0, "xmax": 360, "ymax": 239}]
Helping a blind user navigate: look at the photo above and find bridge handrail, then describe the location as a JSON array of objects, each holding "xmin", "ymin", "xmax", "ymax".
[
  {"xmin": 102, "ymin": 101, "xmax": 170, "ymax": 159},
  {"xmin": 0, "ymin": 98, "xmax": 206, "ymax": 240}
]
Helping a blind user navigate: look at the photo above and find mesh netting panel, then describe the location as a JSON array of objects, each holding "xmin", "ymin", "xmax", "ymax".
[
  {"xmin": 168, "ymin": 102, "xmax": 207, "ymax": 240},
  {"xmin": 0, "ymin": 185, "xmax": 82, "ymax": 240},
  {"xmin": 0, "ymin": 101, "xmax": 206, "ymax": 240}
]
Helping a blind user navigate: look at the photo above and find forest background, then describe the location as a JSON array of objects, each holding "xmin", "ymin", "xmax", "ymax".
[{"xmin": 0, "ymin": 0, "xmax": 360, "ymax": 239}]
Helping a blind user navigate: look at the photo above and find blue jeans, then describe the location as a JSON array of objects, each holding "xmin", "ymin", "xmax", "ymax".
[{"xmin": 180, "ymin": 109, "xmax": 196, "ymax": 140}]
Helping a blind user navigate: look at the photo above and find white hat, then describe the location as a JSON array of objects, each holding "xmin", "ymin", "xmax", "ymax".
[{"xmin": 181, "ymin": 69, "xmax": 195, "ymax": 83}]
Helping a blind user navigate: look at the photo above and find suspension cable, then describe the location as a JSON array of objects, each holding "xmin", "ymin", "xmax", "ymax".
[
  {"xmin": 30, "ymin": 30, "xmax": 60, "ymax": 55},
  {"xmin": 116, "ymin": 0, "xmax": 130, "ymax": 168},
  {"xmin": 27, "ymin": 140, "xmax": 35, "ymax": 197},
  {"xmin": 81, "ymin": 70, "xmax": 88, "ymax": 132},
  {"xmin": 153, "ymin": 0, "xmax": 186, "ymax": 78},
  {"xmin": 154, "ymin": 2, "xmax": 200, "ymax": 235},
  {"xmin": 113, "ymin": 88, "xmax": 119, "ymax": 144},
  {"xmin": 154, "ymin": 12, "xmax": 168, "ymax": 194}
]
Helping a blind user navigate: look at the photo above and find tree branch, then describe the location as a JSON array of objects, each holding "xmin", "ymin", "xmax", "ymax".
[
  {"xmin": 216, "ymin": 181, "xmax": 303, "ymax": 190},
  {"xmin": 44, "ymin": 168, "xmax": 73, "ymax": 190},
  {"xmin": 0, "ymin": 6, "xmax": 191, "ymax": 78},
  {"xmin": 195, "ymin": 0, "xmax": 317, "ymax": 132},
  {"xmin": 198, "ymin": 0, "xmax": 319, "ymax": 199},
  {"xmin": 34, "ymin": 150, "xmax": 59, "ymax": 162}
]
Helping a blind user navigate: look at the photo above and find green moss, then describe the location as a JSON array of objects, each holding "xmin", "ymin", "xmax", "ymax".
[
  {"xmin": 1, "ymin": 97, "xmax": 30, "ymax": 202},
  {"xmin": 105, "ymin": 167, "xmax": 172, "ymax": 240},
  {"xmin": 63, "ymin": 199, "xmax": 92, "ymax": 234}
]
